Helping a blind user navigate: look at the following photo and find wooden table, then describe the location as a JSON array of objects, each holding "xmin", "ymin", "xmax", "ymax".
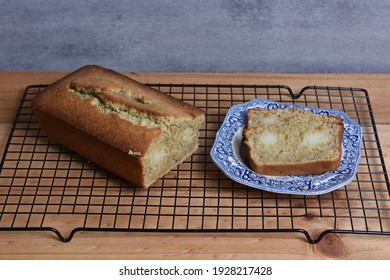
[{"xmin": 0, "ymin": 71, "xmax": 389, "ymax": 260}]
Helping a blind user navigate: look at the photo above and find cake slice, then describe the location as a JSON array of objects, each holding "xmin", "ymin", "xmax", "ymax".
[{"xmin": 242, "ymin": 108, "xmax": 343, "ymax": 176}]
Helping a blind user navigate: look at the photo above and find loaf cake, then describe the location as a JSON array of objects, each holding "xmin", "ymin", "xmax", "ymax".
[
  {"xmin": 32, "ymin": 65, "xmax": 205, "ymax": 187},
  {"xmin": 242, "ymin": 108, "xmax": 343, "ymax": 176}
]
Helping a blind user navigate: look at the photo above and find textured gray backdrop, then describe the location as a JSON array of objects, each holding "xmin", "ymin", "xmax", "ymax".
[{"xmin": 1, "ymin": 0, "xmax": 389, "ymax": 72}]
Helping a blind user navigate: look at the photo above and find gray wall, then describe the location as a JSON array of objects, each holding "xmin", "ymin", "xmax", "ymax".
[{"xmin": 1, "ymin": 0, "xmax": 390, "ymax": 73}]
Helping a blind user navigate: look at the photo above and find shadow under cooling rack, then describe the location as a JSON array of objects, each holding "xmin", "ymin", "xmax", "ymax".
[{"xmin": 0, "ymin": 83, "xmax": 389, "ymax": 243}]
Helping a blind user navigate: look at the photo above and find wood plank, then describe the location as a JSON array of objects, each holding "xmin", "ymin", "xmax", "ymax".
[
  {"xmin": 0, "ymin": 72, "xmax": 389, "ymax": 260},
  {"xmin": 0, "ymin": 231, "xmax": 389, "ymax": 260}
]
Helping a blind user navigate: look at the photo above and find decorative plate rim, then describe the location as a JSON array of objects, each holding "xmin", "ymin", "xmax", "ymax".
[{"xmin": 210, "ymin": 98, "xmax": 363, "ymax": 195}]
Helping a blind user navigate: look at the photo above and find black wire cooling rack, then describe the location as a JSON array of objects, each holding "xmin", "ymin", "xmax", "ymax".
[{"xmin": 0, "ymin": 83, "xmax": 389, "ymax": 243}]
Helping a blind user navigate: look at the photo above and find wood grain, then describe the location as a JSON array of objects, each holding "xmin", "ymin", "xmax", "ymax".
[{"xmin": 0, "ymin": 71, "xmax": 389, "ymax": 260}]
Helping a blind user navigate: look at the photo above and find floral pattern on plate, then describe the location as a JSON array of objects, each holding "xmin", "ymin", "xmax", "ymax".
[{"xmin": 210, "ymin": 98, "xmax": 363, "ymax": 195}]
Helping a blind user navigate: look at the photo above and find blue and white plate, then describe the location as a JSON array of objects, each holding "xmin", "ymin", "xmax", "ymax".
[{"xmin": 210, "ymin": 98, "xmax": 363, "ymax": 195}]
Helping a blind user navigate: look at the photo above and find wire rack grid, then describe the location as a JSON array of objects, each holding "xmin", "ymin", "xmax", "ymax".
[{"xmin": 0, "ymin": 83, "xmax": 389, "ymax": 243}]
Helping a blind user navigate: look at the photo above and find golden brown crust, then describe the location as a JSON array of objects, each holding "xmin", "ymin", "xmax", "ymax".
[
  {"xmin": 33, "ymin": 109, "xmax": 147, "ymax": 187},
  {"xmin": 32, "ymin": 65, "xmax": 204, "ymax": 155},
  {"xmin": 68, "ymin": 69, "xmax": 204, "ymax": 119},
  {"xmin": 247, "ymin": 157, "xmax": 341, "ymax": 176},
  {"xmin": 32, "ymin": 77, "xmax": 160, "ymax": 156}
]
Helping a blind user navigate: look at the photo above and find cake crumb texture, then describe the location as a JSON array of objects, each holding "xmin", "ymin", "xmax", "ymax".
[{"xmin": 243, "ymin": 108, "xmax": 343, "ymax": 176}]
